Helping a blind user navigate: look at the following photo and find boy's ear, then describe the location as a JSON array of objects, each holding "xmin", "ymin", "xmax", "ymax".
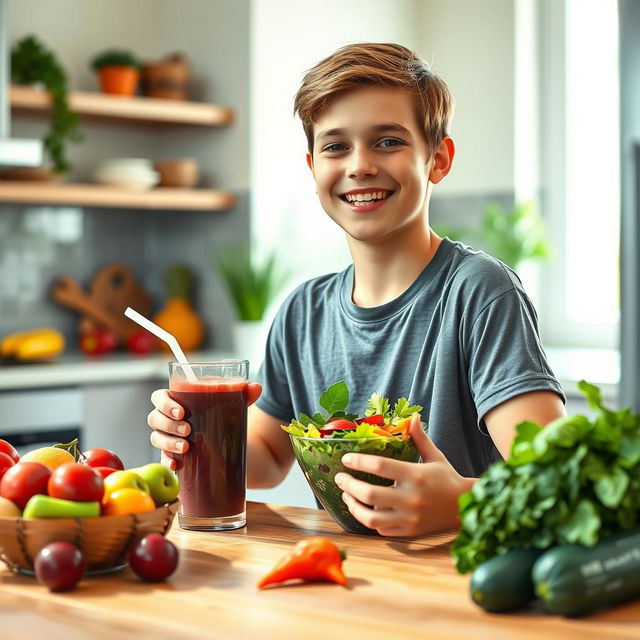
[
  {"xmin": 428, "ymin": 137, "xmax": 455, "ymax": 184},
  {"xmin": 306, "ymin": 153, "xmax": 314, "ymax": 173}
]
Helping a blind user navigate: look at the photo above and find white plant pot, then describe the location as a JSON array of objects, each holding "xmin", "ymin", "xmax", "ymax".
[{"xmin": 232, "ymin": 320, "xmax": 270, "ymax": 376}]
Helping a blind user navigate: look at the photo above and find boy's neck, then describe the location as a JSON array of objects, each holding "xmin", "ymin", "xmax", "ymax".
[{"xmin": 349, "ymin": 223, "xmax": 441, "ymax": 308}]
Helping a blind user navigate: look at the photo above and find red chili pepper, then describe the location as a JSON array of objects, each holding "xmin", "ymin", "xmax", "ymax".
[
  {"xmin": 257, "ymin": 536, "xmax": 347, "ymax": 589},
  {"xmin": 356, "ymin": 413, "xmax": 385, "ymax": 425}
]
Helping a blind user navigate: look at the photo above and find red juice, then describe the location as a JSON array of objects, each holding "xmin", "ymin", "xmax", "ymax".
[{"xmin": 169, "ymin": 377, "xmax": 248, "ymax": 519}]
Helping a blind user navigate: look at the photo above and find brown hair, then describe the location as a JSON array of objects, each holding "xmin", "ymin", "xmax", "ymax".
[{"xmin": 294, "ymin": 42, "xmax": 454, "ymax": 156}]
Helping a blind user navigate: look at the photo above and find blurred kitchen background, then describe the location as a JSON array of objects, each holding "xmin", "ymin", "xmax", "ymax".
[{"xmin": 0, "ymin": 0, "xmax": 638, "ymax": 507}]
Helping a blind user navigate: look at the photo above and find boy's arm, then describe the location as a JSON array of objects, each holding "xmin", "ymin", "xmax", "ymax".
[
  {"xmin": 484, "ymin": 390, "xmax": 566, "ymax": 458},
  {"xmin": 246, "ymin": 404, "xmax": 295, "ymax": 489}
]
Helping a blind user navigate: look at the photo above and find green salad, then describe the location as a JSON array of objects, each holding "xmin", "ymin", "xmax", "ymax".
[{"xmin": 280, "ymin": 381, "xmax": 424, "ymax": 440}]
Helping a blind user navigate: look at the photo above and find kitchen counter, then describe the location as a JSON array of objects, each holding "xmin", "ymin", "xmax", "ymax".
[
  {"xmin": 0, "ymin": 350, "xmax": 234, "ymax": 391},
  {"xmin": 0, "ymin": 347, "xmax": 620, "ymax": 401},
  {"xmin": 0, "ymin": 502, "xmax": 638, "ymax": 640}
]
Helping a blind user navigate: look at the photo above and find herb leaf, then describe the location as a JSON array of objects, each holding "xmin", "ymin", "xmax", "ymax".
[
  {"xmin": 319, "ymin": 381, "xmax": 349, "ymax": 416},
  {"xmin": 366, "ymin": 392, "xmax": 391, "ymax": 419},
  {"xmin": 391, "ymin": 397, "xmax": 423, "ymax": 422}
]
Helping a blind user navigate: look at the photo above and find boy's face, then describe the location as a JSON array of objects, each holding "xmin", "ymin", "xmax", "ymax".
[{"xmin": 306, "ymin": 86, "xmax": 448, "ymax": 246}]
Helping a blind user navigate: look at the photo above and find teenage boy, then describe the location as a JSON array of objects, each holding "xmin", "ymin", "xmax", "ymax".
[{"xmin": 148, "ymin": 43, "xmax": 566, "ymax": 536}]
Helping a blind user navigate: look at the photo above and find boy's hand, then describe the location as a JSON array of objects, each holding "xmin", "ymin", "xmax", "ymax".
[
  {"xmin": 147, "ymin": 384, "xmax": 262, "ymax": 471},
  {"xmin": 334, "ymin": 414, "xmax": 474, "ymax": 537}
]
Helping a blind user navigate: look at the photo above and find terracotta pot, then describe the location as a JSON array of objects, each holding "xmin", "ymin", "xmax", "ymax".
[
  {"xmin": 141, "ymin": 53, "xmax": 191, "ymax": 100},
  {"xmin": 154, "ymin": 158, "xmax": 199, "ymax": 188},
  {"xmin": 97, "ymin": 66, "xmax": 139, "ymax": 96}
]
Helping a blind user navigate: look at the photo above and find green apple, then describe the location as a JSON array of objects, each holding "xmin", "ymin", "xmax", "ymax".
[
  {"xmin": 103, "ymin": 470, "xmax": 149, "ymax": 501},
  {"xmin": 128, "ymin": 463, "xmax": 180, "ymax": 506},
  {"xmin": 0, "ymin": 495, "xmax": 21, "ymax": 517},
  {"xmin": 23, "ymin": 495, "xmax": 100, "ymax": 519}
]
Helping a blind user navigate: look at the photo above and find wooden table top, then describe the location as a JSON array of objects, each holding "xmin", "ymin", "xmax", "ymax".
[{"xmin": 1, "ymin": 501, "xmax": 639, "ymax": 640}]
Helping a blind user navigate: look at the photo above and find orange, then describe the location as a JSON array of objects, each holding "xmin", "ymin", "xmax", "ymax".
[
  {"xmin": 102, "ymin": 488, "xmax": 156, "ymax": 516},
  {"xmin": 20, "ymin": 446, "xmax": 75, "ymax": 470}
]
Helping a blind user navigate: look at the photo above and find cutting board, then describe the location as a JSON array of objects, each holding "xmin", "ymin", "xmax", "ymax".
[
  {"xmin": 52, "ymin": 264, "xmax": 152, "ymax": 342},
  {"xmin": 80, "ymin": 264, "xmax": 152, "ymax": 335}
]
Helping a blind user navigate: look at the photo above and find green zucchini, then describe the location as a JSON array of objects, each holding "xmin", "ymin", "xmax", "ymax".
[
  {"xmin": 470, "ymin": 548, "xmax": 544, "ymax": 612},
  {"xmin": 532, "ymin": 528, "xmax": 640, "ymax": 617}
]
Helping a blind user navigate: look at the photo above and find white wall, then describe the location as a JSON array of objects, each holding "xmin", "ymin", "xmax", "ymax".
[{"xmin": 416, "ymin": 0, "xmax": 516, "ymax": 195}]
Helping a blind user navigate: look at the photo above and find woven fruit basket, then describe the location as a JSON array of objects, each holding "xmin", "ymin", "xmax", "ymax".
[{"xmin": 0, "ymin": 499, "xmax": 179, "ymax": 575}]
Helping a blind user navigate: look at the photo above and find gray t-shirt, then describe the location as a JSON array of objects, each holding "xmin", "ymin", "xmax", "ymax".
[{"xmin": 256, "ymin": 238, "xmax": 565, "ymax": 478}]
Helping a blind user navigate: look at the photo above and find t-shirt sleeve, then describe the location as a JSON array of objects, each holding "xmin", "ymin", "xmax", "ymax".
[
  {"xmin": 255, "ymin": 303, "xmax": 296, "ymax": 422},
  {"xmin": 465, "ymin": 287, "xmax": 566, "ymax": 431}
]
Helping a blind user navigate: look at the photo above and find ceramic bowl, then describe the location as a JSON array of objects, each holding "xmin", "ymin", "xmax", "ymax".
[
  {"xmin": 154, "ymin": 158, "xmax": 199, "ymax": 187},
  {"xmin": 289, "ymin": 434, "xmax": 420, "ymax": 535},
  {"xmin": 93, "ymin": 158, "xmax": 159, "ymax": 190}
]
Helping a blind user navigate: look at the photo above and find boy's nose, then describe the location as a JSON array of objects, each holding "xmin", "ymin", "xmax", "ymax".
[{"xmin": 348, "ymin": 148, "xmax": 378, "ymax": 179}]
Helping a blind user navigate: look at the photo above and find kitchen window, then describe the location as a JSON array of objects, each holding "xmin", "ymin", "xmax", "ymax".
[
  {"xmin": 539, "ymin": 0, "xmax": 620, "ymax": 349},
  {"xmin": 537, "ymin": 0, "xmax": 620, "ymax": 351}
]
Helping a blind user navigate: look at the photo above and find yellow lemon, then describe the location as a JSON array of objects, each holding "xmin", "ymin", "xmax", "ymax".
[{"xmin": 21, "ymin": 446, "xmax": 75, "ymax": 470}]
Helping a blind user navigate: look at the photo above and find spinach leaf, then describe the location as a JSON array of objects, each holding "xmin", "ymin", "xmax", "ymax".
[{"xmin": 452, "ymin": 381, "xmax": 640, "ymax": 573}]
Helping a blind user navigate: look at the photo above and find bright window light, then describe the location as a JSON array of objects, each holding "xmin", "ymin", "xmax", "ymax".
[{"xmin": 564, "ymin": 0, "xmax": 620, "ymax": 325}]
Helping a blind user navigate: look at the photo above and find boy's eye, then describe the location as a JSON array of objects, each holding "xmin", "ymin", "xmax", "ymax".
[
  {"xmin": 322, "ymin": 143, "xmax": 347, "ymax": 153},
  {"xmin": 378, "ymin": 138, "xmax": 404, "ymax": 148}
]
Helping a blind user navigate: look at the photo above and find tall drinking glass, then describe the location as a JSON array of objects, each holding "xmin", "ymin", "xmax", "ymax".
[{"xmin": 168, "ymin": 360, "xmax": 248, "ymax": 531}]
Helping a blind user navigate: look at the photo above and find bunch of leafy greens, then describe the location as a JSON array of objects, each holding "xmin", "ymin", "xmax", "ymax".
[
  {"xmin": 452, "ymin": 381, "xmax": 640, "ymax": 574},
  {"xmin": 281, "ymin": 381, "xmax": 422, "ymax": 439}
]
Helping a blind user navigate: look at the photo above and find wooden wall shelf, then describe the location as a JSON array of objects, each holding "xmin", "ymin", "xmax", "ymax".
[
  {"xmin": 9, "ymin": 85, "xmax": 234, "ymax": 126},
  {"xmin": 0, "ymin": 182, "xmax": 235, "ymax": 211}
]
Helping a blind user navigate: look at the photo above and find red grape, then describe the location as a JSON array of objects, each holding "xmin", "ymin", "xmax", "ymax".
[
  {"xmin": 128, "ymin": 533, "xmax": 179, "ymax": 582},
  {"xmin": 34, "ymin": 542, "xmax": 86, "ymax": 592}
]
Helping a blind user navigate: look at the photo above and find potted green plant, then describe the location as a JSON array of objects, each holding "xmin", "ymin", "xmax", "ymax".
[
  {"xmin": 10, "ymin": 35, "xmax": 82, "ymax": 175},
  {"xmin": 433, "ymin": 200, "xmax": 551, "ymax": 271},
  {"xmin": 90, "ymin": 49, "xmax": 140, "ymax": 97},
  {"xmin": 215, "ymin": 245, "xmax": 289, "ymax": 364}
]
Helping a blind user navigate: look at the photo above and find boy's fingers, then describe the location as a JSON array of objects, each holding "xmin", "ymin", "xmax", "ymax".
[
  {"xmin": 334, "ymin": 472, "xmax": 396, "ymax": 508},
  {"xmin": 247, "ymin": 382, "xmax": 262, "ymax": 406},
  {"xmin": 161, "ymin": 451, "xmax": 178, "ymax": 471},
  {"xmin": 340, "ymin": 452, "xmax": 414, "ymax": 483},
  {"xmin": 409, "ymin": 414, "xmax": 446, "ymax": 463},
  {"xmin": 151, "ymin": 388, "xmax": 183, "ymax": 419},
  {"xmin": 147, "ymin": 407, "xmax": 190, "ymax": 437},
  {"xmin": 150, "ymin": 429, "xmax": 189, "ymax": 455},
  {"xmin": 341, "ymin": 492, "xmax": 400, "ymax": 530}
]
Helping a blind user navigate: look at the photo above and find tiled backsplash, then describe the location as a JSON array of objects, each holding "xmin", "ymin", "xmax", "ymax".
[{"xmin": 0, "ymin": 191, "xmax": 249, "ymax": 351}]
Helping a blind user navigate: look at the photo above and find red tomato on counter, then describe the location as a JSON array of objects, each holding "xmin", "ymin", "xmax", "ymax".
[
  {"xmin": 80, "ymin": 328, "xmax": 118, "ymax": 355},
  {"xmin": 126, "ymin": 330, "xmax": 157, "ymax": 354}
]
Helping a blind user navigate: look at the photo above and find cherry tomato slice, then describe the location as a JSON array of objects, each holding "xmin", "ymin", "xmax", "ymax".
[
  {"xmin": 319, "ymin": 419, "xmax": 358, "ymax": 437},
  {"xmin": 356, "ymin": 414, "xmax": 385, "ymax": 426}
]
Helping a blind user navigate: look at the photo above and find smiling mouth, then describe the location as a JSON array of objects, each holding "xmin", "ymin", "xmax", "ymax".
[{"xmin": 339, "ymin": 190, "xmax": 393, "ymax": 207}]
